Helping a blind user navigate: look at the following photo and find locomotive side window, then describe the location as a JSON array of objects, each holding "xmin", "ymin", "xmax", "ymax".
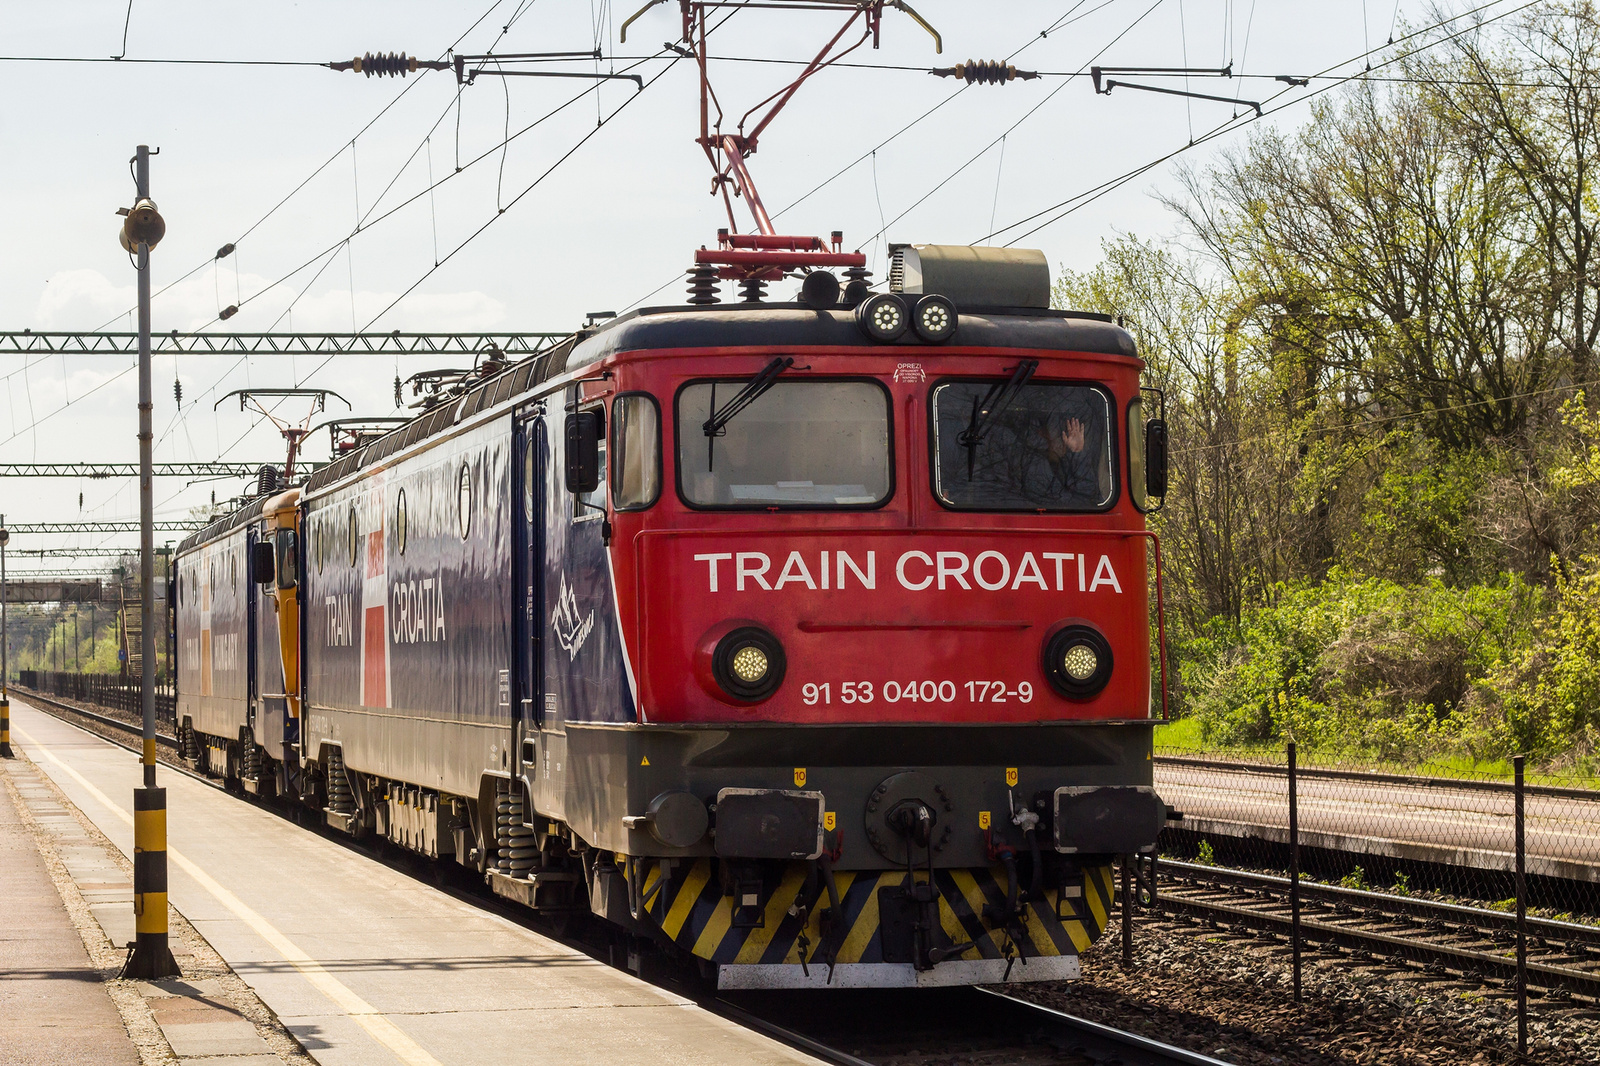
[
  {"xmin": 611, "ymin": 393, "xmax": 660, "ymax": 510},
  {"xmin": 348, "ymin": 506, "xmax": 360, "ymax": 566},
  {"xmin": 676, "ymin": 380, "xmax": 891, "ymax": 509},
  {"xmin": 394, "ymin": 487, "xmax": 408, "ymax": 555},
  {"xmin": 575, "ymin": 407, "xmax": 607, "ymax": 519},
  {"xmin": 458, "ymin": 463, "xmax": 473, "ymax": 538},
  {"xmin": 524, "ymin": 442, "xmax": 536, "ymax": 521},
  {"xmin": 276, "ymin": 530, "xmax": 298, "ymax": 590},
  {"xmin": 931, "ymin": 380, "xmax": 1115, "ymax": 511},
  {"xmin": 1128, "ymin": 397, "xmax": 1148, "ymax": 512}
]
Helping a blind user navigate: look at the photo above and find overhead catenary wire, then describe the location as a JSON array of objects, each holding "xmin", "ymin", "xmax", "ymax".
[
  {"xmin": 212, "ymin": 3, "xmax": 743, "ymax": 401},
  {"xmin": 86, "ymin": 0, "xmax": 517, "ymax": 335},
  {"xmin": 152, "ymin": 0, "xmax": 554, "ymax": 471},
  {"xmin": 0, "ymin": 0, "xmax": 522, "ymax": 433},
  {"xmin": 981, "ymin": 0, "xmax": 1541, "ymax": 247},
  {"xmin": 0, "ymin": 55, "xmax": 328, "ymax": 67},
  {"xmin": 187, "ymin": 46, "xmax": 671, "ymax": 341},
  {"xmin": 2, "ymin": 0, "xmax": 544, "ymax": 458},
  {"xmin": 616, "ymin": 0, "xmax": 1134, "ymax": 313},
  {"xmin": 112, "ymin": 0, "xmax": 134, "ymax": 61},
  {"xmin": 860, "ymin": 0, "xmax": 1168, "ymax": 248},
  {"xmin": 291, "ymin": 44, "xmax": 689, "ymax": 391},
  {"xmin": 196, "ymin": 31, "xmax": 705, "ymax": 466}
]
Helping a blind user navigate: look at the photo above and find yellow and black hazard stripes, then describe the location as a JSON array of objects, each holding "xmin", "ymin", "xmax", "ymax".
[{"xmin": 636, "ymin": 859, "xmax": 1116, "ymax": 970}]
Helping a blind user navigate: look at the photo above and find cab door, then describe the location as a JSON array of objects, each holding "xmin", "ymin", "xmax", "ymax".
[{"xmin": 513, "ymin": 410, "xmax": 547, "ymax": 805}]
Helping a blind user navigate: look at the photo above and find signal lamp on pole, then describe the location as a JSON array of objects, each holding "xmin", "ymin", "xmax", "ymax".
[
  {"xmin": 1, "ymin": 518, "xmax": 10, "ymax": 759},
  {"xmin": 120, "ymin": 145, "xmax": 180, "ymax": 981}
]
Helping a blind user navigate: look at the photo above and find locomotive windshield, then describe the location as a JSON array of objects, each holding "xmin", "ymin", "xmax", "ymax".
[
  {"xmin": 678, "ymin": 379, "xmax": 891, "ymax": 508},
  {"xmin": 931, "ymin": 380, "xmax": 1114, "ymax": 510}
]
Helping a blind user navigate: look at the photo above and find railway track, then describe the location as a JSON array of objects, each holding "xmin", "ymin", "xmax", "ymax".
[
  {"xmin": 14, "ymin": 687, "xmax": 179, "ymax": 748},
  {"xmin": 1160, "ymin": 858, "xmax": 1600, "ymax": 1002},
  {"xmin": 715, "ymin": 986, "xmax": 1238, "ymax": 1066},
  {"xmin": 14, "ymin": 692, "xmax": 1239, "ymax": 1065}
]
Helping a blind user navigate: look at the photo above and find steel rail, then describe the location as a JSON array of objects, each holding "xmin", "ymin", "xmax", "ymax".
[
  {"xmin": 706, "ymin": 1000, "xmax": 879, "ymax": 1066},
  {"xmin": 715, "ymin": 986, "xmax": 1239, "ymax": 1066},
  {"xmin": 973, "ymin": 989, "xmax": 1240, "ymax": 1066},
  {"xmin": 18, "ymin": 689, "xmax": 1232, "ymax": 1065},
  {"xmin": 1161, "ymin": 881, "xmax": 1600, "ymax": 1000},
  {"xmin": 1165, "ymin": 859, "xmax": 1600, "ymax": 947},
  {"xmin": 1156, "ymin": 754, "xmax": 1599, "ymax": 801},
  {"xmin": 14, "ymin": 687, "xmax": 178, "ymax": 748},
  {"xmin": 21, "ymin": 689, "xmax": 1247, "ymax": 1063}
]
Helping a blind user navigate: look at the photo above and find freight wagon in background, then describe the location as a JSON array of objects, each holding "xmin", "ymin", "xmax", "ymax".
[{"xmin": 172, "ymin": 241, "xmax": 1173, "ymax": 988}]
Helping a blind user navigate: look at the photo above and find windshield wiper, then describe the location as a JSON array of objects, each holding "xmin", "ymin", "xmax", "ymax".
[
  {"xmin": 703, "ymin": 356, "xmax": 794, "ymax": 471},
  {"xmin": 957, "ymin": 358, "xmax": 1039, "ymax": 479}
]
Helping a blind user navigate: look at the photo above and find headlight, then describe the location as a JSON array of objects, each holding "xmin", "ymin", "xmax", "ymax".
[
  {"xmin": 730, "ymin": 645, "xmax": 770, "ymax": 683},
  {"xmin": 856, "ymin": 292, "xmax": 909, "ymax": 342},
  {"xmin": 912, "ymin": 294, "xmax": 958, "ymax": 343},
  {"xmin": 1043, "ymin": 623, "xmax": 1113, "ymax": 700},
  {"xmin": 1061, "ymin": 643, "xmax": 1099, "ymax": 681},
  {"xmin": 713, "ymin": 626, "xmax": 787, "ymax": 702}
]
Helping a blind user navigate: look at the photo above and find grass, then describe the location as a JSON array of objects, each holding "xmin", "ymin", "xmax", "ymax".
[{"xmin": 1151, "ymin": 717, "xmax": 1600, "ymax": 790}]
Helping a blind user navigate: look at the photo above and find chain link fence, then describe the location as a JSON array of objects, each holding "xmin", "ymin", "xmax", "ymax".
[
  {"xmin": 1138, "ymin": 743, "xmax": 1600, "ymax": 1057},
  {"xmin": 1154, "ymin": 745, "xmax": 1600, "ymax": 918},
  {"xmin": 15, "ymin": 668, "xmax": 176, "ymax": 735}
]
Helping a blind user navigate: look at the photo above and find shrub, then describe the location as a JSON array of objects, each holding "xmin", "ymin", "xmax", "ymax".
[
  {"xmin": 1465, "ymin": 560, "xmax": 1600, "ymax": 769},
  {"xmin": 1178, "ymin": 570, "xmax": 1538, "ymax": 760}
]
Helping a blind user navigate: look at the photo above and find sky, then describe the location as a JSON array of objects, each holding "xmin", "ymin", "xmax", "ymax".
[{"xmin": 0, "ymin": 0, "xmax": 1522, "ymax": 571}]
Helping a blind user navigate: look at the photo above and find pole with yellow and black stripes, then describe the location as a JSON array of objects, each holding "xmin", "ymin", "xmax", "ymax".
[
  {"xmin": 129, "ymin": 785, "xmax": 179, "ymax": 977},
  {"xmin": 2, "ymin": 514, "xmax": 12, "ymax": 759},
  {"xmin": 122, "ymin": 145, "xmax": 180, "ymax": 980}
]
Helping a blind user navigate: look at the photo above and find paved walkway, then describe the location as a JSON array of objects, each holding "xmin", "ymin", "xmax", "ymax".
[
  {"xmin": 9, "ymin": 699, "xmax": 819, "ymax": 1066},
  {"xmin": 0, "ymin": 756, "xmax": 140, "ymax": 1066}
]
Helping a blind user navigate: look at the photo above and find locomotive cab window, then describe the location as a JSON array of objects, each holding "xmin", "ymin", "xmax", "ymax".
[
  {"xmin": 931, "ymin": 379, "xmax": 1115, "ymax": 511},
  {"xmin": 611, "ymin": 393, "xmax": 660, "ymax": 510},
  {"xmin": 677, "ymin": 379, "xmax": 891, "ymax": 508},
  {"xmin": 276, "ymin": 530, "xmax": 299, "ymax": 590}
]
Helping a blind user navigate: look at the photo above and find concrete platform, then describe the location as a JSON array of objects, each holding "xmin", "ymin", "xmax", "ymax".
[
  {"xmin": 0, "ymin": 756, "xmax": 140, "ymax": 1066},
  {"xmin": 7, "ymin": 700, "xmax": 821, "ymax": 1066},
  {"xmin": 1155, "ymin": 761, "xmax": 1600, "ymax": 882}
]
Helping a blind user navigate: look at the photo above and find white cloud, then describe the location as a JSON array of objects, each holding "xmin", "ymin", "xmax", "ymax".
[{"xmin": 33, "ymin": 269, "xmax": 137, "ymax": 329}]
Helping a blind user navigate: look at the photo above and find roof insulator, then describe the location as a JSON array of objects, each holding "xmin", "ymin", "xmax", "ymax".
[
  {"xmin": 328, "ymin": 52, "xmax": 450, "ymax": 78},
  {"xmin": 931, "ymin": 60, "xmax": 1039, "ymax": 84}
]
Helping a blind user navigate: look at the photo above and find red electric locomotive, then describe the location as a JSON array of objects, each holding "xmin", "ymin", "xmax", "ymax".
[{"xmin": 170, "ymin": 0, "xmax": 1171, "ymax": 990}]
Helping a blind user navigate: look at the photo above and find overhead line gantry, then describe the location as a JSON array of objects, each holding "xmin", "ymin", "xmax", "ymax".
[
  {"xmin": 0, "ymin": 331, "xmax": 569, "ymax": 356},
  {"xmin": 0, "ymin": 462, "xmax": 321, "ymax": 478},
  {"xmin": 6, "ymin": 521, "xmax": 204, "ymax": 534}
]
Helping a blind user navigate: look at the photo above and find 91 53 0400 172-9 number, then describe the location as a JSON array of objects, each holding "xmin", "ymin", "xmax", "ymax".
[{"xmin": 799, "ymin": 680, "xmax": 1034, "ymax": 705}]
